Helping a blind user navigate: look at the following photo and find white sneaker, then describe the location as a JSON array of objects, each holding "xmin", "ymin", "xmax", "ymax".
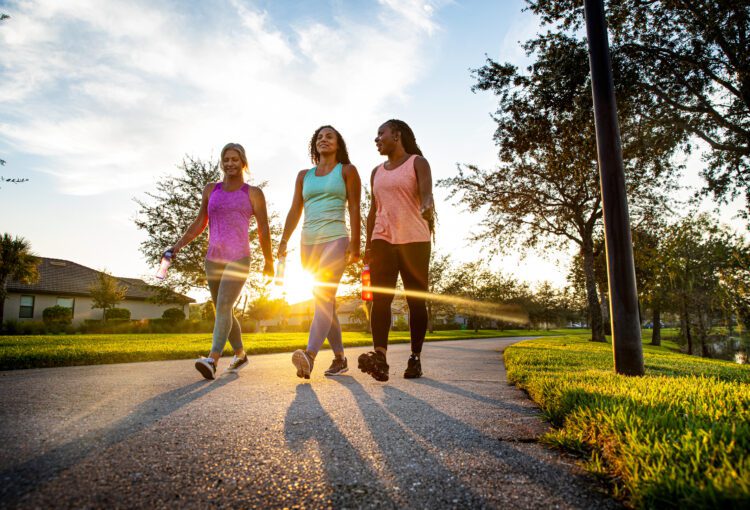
[
  {"xmin": 225, "ymin": 354, "xmax": 249, "ymax": 374},
  {"xmin": 195, "ymin": 357, "xmax": 216, "ymax": 380}
]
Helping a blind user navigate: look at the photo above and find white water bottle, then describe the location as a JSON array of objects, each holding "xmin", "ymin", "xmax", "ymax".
[
  {"xmin": 275, "ymin": 256, "xmax": 286, "ymax": 286},
  {"xmin": 156, "ymin": 250, "xmax": 173, "ymax": 279}
]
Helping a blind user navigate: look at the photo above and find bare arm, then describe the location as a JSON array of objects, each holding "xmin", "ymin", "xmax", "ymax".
[
  {"xmin": 249, "ymin": 186, "xmax": 275, "ymax": 278},
  {"xmin": 414, "ymin": 156, "xmax": 435, "ymax": 228},
  {"xmin": 343, "ymin": 164, "xmax": 361, "ymax": 263},
  {"xmin": 172, "ymin": 183, "xmax": 213, "ymax": 254},
  {"xmin": 364, "ymin": 166, "xmax": 378, "ymax": 264},
  {"xmin": 278, "ymin": 170, "xmax": 306, "ymax": 258}
]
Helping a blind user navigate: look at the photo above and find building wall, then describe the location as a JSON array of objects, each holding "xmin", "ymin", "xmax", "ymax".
[{"xmin": 4, "ymin": 292, "xmax": 188, "ymax": 324}]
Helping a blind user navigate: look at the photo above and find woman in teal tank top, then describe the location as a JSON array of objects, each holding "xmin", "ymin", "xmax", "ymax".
[{"xmin": 278, "ymin": 125, "xmax": 361, "ymax": 378}]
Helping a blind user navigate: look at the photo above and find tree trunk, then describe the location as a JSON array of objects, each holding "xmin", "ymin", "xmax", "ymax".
[
  {"xmin": 683, "ymin": 303, "xmax": 694, "ymax": 355},
  {"xmin": 582, "ymin": 242, "xmax": 605, "ymax": 342},
  {"xmin": 0, "ymin": 279, "xmax": 7, "ymax": 324},
  {"xmin": 651, "ymin": 306, "xmax": 661, "ymax": 346},
  {"xmin": 698, "ymin": 310, "xmax": 710, "ymax": 358}
]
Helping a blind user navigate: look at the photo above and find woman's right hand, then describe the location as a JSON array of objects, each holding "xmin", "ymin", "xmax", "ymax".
[{"xmin": 277, "ymin": 239, "xmax": 288, "ymax": 259}]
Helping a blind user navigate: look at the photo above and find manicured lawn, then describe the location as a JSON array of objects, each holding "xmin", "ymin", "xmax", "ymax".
[
  {"xmin": 0, "ymin": 328, "xmax": 587, "ymax": 370},
  {"xmin": 504, "ymin": 335, "xmax": 750, "ymax": 509}
]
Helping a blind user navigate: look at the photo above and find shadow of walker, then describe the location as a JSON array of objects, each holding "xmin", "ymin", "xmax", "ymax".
[
  {"xmin": 283, "ymin": 384, "xmax": 397, "ymax": 509},
  {"xmin": 0, "ymin": 375, "xmax": 235, "ymax": 504}
]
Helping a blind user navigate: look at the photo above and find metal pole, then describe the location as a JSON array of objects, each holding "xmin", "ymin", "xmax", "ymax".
[{"xmin": 583, "ymin": 0, "xmax": 644, "ymax": 375}]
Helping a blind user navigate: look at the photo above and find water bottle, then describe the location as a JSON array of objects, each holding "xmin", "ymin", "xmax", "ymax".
[
  {"xmin": 361, "ymin": 264, "xmax": 372, "ymax": 301},
  {"xmin": 275, "ymin": 256, "xmax": 286, "ymax": 286},
  {"xmin": 156, "ymin": 250, "xmax": 173, "ymax": 280}
]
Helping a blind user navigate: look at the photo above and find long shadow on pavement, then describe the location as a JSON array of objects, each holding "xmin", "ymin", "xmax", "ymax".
[
  {"xmin": 331, "ymin": 377, "xmax": 491, "ymax": 508},
  {"xmin": 283, "ymin": 383, "xmax": 397, "ymax": 509},
  {"xmin": 381, "ymin": 384, "xmax": 619, "ymax": 509},
  {"xmin": 409, "ymin": 377, "xmax": 539, "ymax": 415},
  {"xmin": 0, "ymin": 376, "xmax": 234, "ymax": 504}
]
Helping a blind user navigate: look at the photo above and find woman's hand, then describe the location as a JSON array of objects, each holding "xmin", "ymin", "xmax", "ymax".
[
  {"xmin": 263, "ymin": 258, "xmax": 275, "ymax": 279},
  {"xmin": 277, "ymin": 239, "xmax": 288, "ymax": 259},
  {"xmin": 363, "ymin": 248, "xmax": 371, "ymax": 265},
  {"xmin": 420, "ymin": 195, "xmax": 435, "ymax": 222},
  {"xmin": 347, "ymin": 242, "xmax": 361, "ymax": 265}
]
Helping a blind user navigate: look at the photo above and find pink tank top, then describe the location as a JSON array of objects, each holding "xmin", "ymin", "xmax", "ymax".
[
  {"xmin": 206, "ymin": 182, "xmax": 254, "ymax": 262},
  {"xmin": 372, "ymin": 155, "xmax": 431, "ymax": 244}
]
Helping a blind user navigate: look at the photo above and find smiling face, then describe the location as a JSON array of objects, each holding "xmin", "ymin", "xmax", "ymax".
[
  {"xmin": 315, "ymin": 127, "xmax": 339, "ymax": 158},
  {"xmin": 375, "ymin": 122, "xmax": 399, "ymax": 156},
  {"xmin": 221, "ymin": 149, "xmax": 244, "ymax": 177}
]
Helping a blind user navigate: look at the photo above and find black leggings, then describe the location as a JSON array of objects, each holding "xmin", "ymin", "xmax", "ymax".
[{"xmin": 370, "ymin": 240, "xmax": 431, "ymax": 354}]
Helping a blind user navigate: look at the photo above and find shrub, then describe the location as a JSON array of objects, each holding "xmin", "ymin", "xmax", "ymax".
[
  {"xmin": 201, "ymin": 302, "xmax": 215, "ymax": 321},
  {"xmin": 105, "ymin": 307, "xmax": 131, "ymax": 320},
  {"xmin": 42, "ymin": 306, "xmax": 73, "ymax": 326},
  {"xmin": 162, "ymin": 307, "xmax": 186, "ymax": 322},
  {"xmin": 392, "ymin": 316, "xmax": 409, "ymax": 331}
]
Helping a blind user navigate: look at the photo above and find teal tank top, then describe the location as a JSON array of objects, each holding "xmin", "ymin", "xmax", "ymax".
[{"xmin": 301, "ymin": 163, "xmax": 349, "ymax": 245}]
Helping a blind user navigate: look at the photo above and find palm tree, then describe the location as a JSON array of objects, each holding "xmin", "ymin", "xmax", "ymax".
[{"xmin": 0, "ymin": 234, "xmax": 40, "ymax": 323}]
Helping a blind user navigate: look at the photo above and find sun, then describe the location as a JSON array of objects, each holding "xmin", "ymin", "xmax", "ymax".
[{"xmin": 270, "ymin": 256, "xmax": 316, "ymax": 304}]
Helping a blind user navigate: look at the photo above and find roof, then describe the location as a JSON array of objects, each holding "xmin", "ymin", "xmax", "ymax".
[{"xmin": 6, "ymin": 257, "xmax": 194, "ymax": 303}]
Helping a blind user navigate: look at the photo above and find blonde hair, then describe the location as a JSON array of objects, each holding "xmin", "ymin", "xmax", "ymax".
[{"xmin": 220, "ymin": 142, "xmax": 249, "ymax": 171}]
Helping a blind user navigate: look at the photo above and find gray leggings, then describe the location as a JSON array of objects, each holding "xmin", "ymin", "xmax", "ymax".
[
  {"xmin": 301, "ymin": 237, "xmax": 348, "ymax": 355},
  {"xmin": 205, "ymin": 257, "xmax": 250, "ymax": 355}
]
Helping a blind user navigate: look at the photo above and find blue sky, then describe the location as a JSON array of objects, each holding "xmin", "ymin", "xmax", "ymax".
[{"xmin": 1, "ymin": 0, "xmax": 744, "ymax": 303}]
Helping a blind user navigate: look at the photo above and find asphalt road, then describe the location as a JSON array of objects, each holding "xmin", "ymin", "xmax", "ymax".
[{"xmin": 0, "ymin": 337, "xmax": 619, "ymax": 509}]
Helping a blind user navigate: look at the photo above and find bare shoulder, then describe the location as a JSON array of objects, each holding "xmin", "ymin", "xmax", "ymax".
[
  {"xmin": 248, "ymin": 185, "xmax": 265, "ymax": 199},
  {"xmin": 414, "ymin": 155, "xmax": 430, "ymax": 167},
  {"xmin": 342, "ymin": 163, "xmax": 359, "ymax": 176},
  {"xmin": 297, "ymin": 169, "xmax": 308, "ymax": 180},
  {"xmin": 202, "ymin": 182, "xmax": 217, "ymax": 197}
]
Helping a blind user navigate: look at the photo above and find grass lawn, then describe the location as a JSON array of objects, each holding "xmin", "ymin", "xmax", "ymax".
[
  {"xmin": 0, "ymin": 328, "xmax": 586, "ymax": 371},
  {"xmin": 505, "ymin": 335, "xmax": 750, "ymax": 509}
]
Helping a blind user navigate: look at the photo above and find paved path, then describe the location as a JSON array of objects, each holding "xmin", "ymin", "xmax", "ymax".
[{"xmin": 0, "ymin": 338, "xmax": 619, "ymax": 509}]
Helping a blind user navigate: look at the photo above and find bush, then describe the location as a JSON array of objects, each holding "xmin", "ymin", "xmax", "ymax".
[
  {"xmin": 162, "ymin": 307, "xmax": 186, "ymax": 322},
  {"xmin": 42, "ymin": 306, "xmax": 73, "ymax": 326},
  {"xmin": 392, "ymin": 316, "xmax": 409, "ymax": 331},
  {"xmin": 201, "ymin": 302, "xmax": 215, "ymax": 321},
  {"xmin": 105, "ymin": 307, "xmax": 131, "ymax": 320}
]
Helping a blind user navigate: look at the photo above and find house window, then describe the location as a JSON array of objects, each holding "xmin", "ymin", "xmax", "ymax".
[
  {"xmin": 57, "ymin": 297, "xmax": 75, "ymax": 318},
  {"xmin": 19, "ymin": 295, "xmax": 34, "ymax": 318}
]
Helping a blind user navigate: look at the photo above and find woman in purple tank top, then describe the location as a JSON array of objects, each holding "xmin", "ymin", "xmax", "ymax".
[{"xmin": 169, "ymin": 143, "xmax": 274, "ymax": 380}]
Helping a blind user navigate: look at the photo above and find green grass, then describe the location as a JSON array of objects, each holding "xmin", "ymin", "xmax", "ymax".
[
  {"xmin": 504, "ymin": 335, "xmax": 750, "ymax": 509},
  {"xmin": 0, "ymin": 327, "xmax": 586, "ymax": 370}
]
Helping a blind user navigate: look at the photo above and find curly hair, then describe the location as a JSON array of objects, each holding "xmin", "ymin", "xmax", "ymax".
[
  {"xmin": 385, "ymin": 119, "xmax": 423, "ymax": 157},
  {"xmin": 308, "ymin": 125, "xmax": 351, "ymax": 165}
]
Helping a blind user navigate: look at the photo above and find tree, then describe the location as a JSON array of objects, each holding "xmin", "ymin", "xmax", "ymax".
[
  {"xmin": 0, "ymin": 234, "xmax": 40, "ymax": 323},
  {"xmin": 661, "ymin": 213, "xmax": 750, "ymax": 356},
  {"xmin": 426, "ymin": 252, "xmax": 454, "ymax": 333},
  {"xmin": 244, "ymin": 292, "xmax": 289, "ymax": 326},
  {"xmin": 527, "ymin": 0, "xmax": 750, "ymax": 220},
  {"xmin": 134, "ymin": 156, "xmax": 281, "ymax": 296},
  {"xmin": 440, "ymin": 32, "xmax": 681, "ymax": 342},
  {"xmin": 89, "ymin": 271, "xmax": 127, "ymax": 321}
]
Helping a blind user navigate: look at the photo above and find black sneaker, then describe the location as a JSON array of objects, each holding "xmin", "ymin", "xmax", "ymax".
[
  {"xmin": 225, "ymin": 354, "xmax": 249, "ymax": 374},
  {"xmin": 195, "ymin": 357, "xmax": 216, "ymax": 380},
  {"xmin": 324, "ymin": 357, "xmax": 348, "ymax": 376},
  {"xmin": 357, "ymin": 351, "xmax": 389, "ymax": 382},
  {"xmin": 292, "ymin": 349, "xmax": 314, "ymax": 379},
  {"xmin": 404, "ymin": 354, "xmax": 422, "ymax": 379}
]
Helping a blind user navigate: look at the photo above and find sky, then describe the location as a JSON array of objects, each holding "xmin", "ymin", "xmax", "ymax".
[{"xmin": 0, "ymin": 0, "xmax": 746, "ymax": 304}]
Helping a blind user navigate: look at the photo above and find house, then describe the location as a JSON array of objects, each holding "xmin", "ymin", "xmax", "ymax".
[{"xmin": 4, "ymin": 257, "xmax": 194, "ymax": 324}]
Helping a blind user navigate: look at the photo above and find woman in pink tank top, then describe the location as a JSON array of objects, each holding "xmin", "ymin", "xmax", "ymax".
[
  {"xmin": 358, "ymin": 119, "xmax": 435, "ymax": 382},
  {"xmin": 169, "ymin": 143, "xmax": 274, "ymax": 380}
]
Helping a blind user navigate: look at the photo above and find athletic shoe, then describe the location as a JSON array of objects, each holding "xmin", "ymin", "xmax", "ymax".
[
  {"xmin": 195, "ymin": 357, "xmax": 216, "ymax": 380},
  {"xmin": 403, "ymin": 354, "xmax": 423, "ymax": 379},
  {"xmin": 357, "ymin": 351, "xmax": 389, "ymax": 382},
  {"xmin": 292, "ymin": 349, "xmax": 314, "ymax": 379},
  {"xmin": 225, "ymin": 354, "xmax": 249, "ymax": 374},
  {"xmin": 324, "ymin": 357, "xmax": 348, "ymax": 376}
]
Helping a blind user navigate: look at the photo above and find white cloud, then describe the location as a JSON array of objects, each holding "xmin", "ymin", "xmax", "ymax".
[{"xmin": 0, "ymin": 0, "xmax": 443, "ymax": 195}]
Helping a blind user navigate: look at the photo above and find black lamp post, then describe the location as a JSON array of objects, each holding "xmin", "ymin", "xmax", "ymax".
[{"xmin": 583, "ymin": 0, "xmax": 644, "ymax": 375}]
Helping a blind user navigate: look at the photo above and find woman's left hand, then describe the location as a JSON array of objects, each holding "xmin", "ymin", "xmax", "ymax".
[{"xmin": 262, "ymin": 259, "xmax": 275, "ymax": 279}]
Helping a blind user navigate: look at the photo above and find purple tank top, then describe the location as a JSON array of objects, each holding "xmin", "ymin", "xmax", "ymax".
[{"xmin": 206, "ymin": 182, "xmax": 254, "ymax": 262}]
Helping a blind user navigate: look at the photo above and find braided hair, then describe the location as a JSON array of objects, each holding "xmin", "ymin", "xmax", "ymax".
[
  {"xmin": 385, "ymin": 119, "xmax": 423, "ymax": 157},
  {"xmin": 308, "ymin": 125, "xmax": 351, "ymax": 165}
]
